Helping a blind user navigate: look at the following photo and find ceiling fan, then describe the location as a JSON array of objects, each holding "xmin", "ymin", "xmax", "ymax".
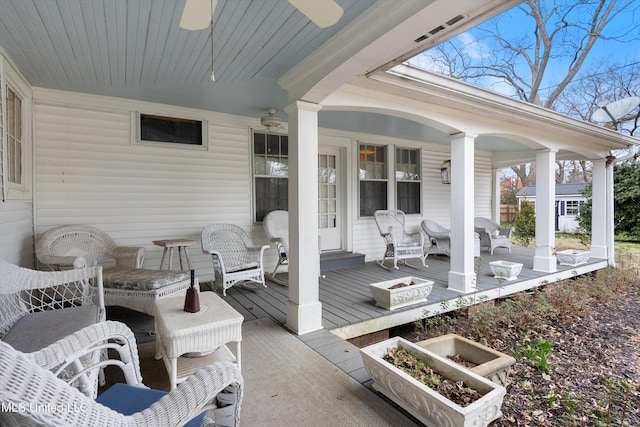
[{"xmin": 180, "ymin": 0, "xmax": 344, "ymax": 31}]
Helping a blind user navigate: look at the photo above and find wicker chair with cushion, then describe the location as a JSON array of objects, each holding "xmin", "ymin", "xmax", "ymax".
[
  {"xmin": 373, "ymin": 210, "xmax": 427, "ymax": 270},
  {"xmin": 474, "ymin": 217, "xmax": 514, "ymax": 255},
  {"xmin": 421, "ymin": 219, "xmax": 451, "ymax": 256},
  {"xmin": 36, "ymin": 225, "xmax": 191, "ymax": 317},
  {"xmin": 0, "ymin": 321, "xmax": 244, "ymax": 427},
  {"xmin": 263, "ymin": 210, "xmax": 289, "ymax": 285},
  {"xmin": 0, "ymin": 259, "xmax": 105, "ymax": 397},
  {"xmin": 201, "ymin": 224, "xmax": 269, "ymax": 296},
  {"xmin": 36, "ymin": 224, "xmax": 146, "ymax": 270}
]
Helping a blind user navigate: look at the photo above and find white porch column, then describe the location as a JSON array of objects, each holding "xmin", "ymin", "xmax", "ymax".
[
  {"xmin": 492, "ymin": 168, "xmax": 501, "ymax": 223},
  {"xmin": 284, "ymin": 100, "xmax": 323, "ymax": 335},
  {"xmin": 590, "ymin": 159, "xmax": 607, "ymax": 259},
  {"xmin": 533, "ymin": 149, "xmax": 557, "ymax": 272},
  {"xmin": 448, "ymin": 133, "xmax": 476, "ymax": 293},
  {"xmin": 606, "ymin": 155, "xmax": 616, "ymax": 266}
]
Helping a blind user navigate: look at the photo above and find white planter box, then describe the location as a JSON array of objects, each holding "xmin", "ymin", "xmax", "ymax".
[
  {"xmin": 369, "ymin": 276, "xmax": 434, "ymax": 310},
  {"xmin": 556, "ymin": 249, "xmax": 591, "ymax": 266},
  {"xmin": 360, "ymin": 337, "xmax": 506, "ymax": 427},
  {"xmin": 489, "ymin": 260, "xmax": 522, "ymax": 281},
  {"xmin": 416, "ymin": 334, "xmax": 516, "ymax": 387}
]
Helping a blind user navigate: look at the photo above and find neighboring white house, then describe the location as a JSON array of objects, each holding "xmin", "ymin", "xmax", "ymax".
[
  {"xmin": 516, "ymin": 183, "xmax": 587, "ymax": 233},
  {"xmin": 0, "ymin": 1, "xmax": 636, "ymax": 335}
]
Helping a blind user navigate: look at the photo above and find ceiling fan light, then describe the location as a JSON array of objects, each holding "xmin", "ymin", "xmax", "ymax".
[
  {"xmin": 180, "ymin": 0, "xmax": 217, "ymax": 30},
  {"xmin": 288, "ymin": 0, "xmax": 343, "ymax": 28}
]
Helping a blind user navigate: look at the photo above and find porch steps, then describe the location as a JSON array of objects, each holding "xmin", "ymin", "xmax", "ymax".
[{"xmin": 320, "ymin": 251, "xmax": 365, "ymax": 272}]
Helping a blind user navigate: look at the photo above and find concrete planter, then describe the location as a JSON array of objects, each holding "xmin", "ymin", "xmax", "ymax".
[
  {"xmin": 415, "ymin": 334, "xmax": 516, "ymax": 387},
  {"xmin": 556, "ymin": 249, "xmax": 591, "ymax": 267},
  {"xmin": 489, "ymin": 260, "xmax": 523, "ymax": 281},
  {"xmin": 360, "ymin": 337, "xmax": 505, "ymax": 427},
  {"xmin": 369, "ymin": 276, "xmax": 434, "ymax": 310}
]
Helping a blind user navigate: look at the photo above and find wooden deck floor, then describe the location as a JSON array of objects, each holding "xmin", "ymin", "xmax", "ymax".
[{"xmin": 217, "ymin": 247, "xmax": 606, "ymax": 339}]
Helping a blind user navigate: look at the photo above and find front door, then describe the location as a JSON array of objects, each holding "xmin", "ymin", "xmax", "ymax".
[{"xmin": 318, "ymin": 147, "xmax": 342, "ymax": 251}]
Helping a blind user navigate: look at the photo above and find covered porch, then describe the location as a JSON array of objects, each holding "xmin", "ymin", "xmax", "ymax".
[{"xmin": 220, "ymin": 246, "xmax": 605, "ymax": 339}]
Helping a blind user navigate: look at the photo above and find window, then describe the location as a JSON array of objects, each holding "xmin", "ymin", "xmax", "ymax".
[
  {"xmin": 396, "ymin": 147, "xmax": 421, "ymax": 214},
  {"xmin": 253, "ymin": 132, "xmax": 288, "ymax": 222},
  {"xmin": 6, "ymin": 86, "xmax": 22, "ymax": 186},
  {"xmin": 359, "ymin": 143, "xmax": 387, "ymax": 217},
  {"xmin": 565, "ymin": 200, "xmax": 581, "ymax": 215},
  {"xmin": 136, "ymin": 113, "xmax": 207, "ymax": 148}
]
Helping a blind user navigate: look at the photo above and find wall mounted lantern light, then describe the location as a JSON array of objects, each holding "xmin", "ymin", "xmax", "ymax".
[{"xmin": 440, "ymin": 160, "xmax": 451, "ymax": 184}]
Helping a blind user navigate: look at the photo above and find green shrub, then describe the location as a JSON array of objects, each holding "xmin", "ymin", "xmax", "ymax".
[{"xmin": 514, "ymin": 200, "xmax": 536, "ymax": 246}]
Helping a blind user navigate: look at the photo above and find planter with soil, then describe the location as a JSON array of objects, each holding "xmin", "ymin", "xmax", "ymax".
[
  {"xmin": 415, "ymin": 334, "xmax": 516, "ymax": 387},
  {"xmin": 360, "ymin": 336, "xmax": 506, "ymax": 427},
  {"xmin": 369, "ymin": 276, "xmax": 434, "ymax": 310}
]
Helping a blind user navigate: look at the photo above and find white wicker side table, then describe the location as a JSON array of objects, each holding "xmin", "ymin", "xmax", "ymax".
[{"xmin": 154, "ymin": 292, "xmax": 243, "ymax": 390}]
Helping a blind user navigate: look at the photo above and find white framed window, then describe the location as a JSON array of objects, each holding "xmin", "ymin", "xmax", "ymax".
[
  {"xmin": 252, "ymin": 131, "xmax": 288, "ymax": 222},
  {"xmin": 565, "ymin": 200, "xmax": 581, "ymax": 215},
  {"xmin": 134, "ymin": 112, "xmax": 208, "ymax": 150},
  {"xmin": 396, "ymin": 147, "xmax": 421, "ymax": 214},
  {"xmin": 2, "ymin": 70, "xmax": 31, "ymax": 202},
  {"xmin": 359, "ymin": 143, "xmax": 387, "ymax": 217}
]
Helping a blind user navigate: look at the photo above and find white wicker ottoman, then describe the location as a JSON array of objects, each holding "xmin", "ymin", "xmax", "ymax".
[
  {"xmin": 154, "ymin": 292, "xmax": 244, "ymax": 390},
  {"xmin": 101, "ymin": 267, "xmax": 191, "ymax": 317}
]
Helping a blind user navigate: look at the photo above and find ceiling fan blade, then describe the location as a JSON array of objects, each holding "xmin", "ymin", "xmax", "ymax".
[
  {"xmin": 288, "ymin": 0, "xmax": 344, "ymax": 28},
  {"xmin": 180, "ymin": 0, "xmax": 218, "ymax": 30}
]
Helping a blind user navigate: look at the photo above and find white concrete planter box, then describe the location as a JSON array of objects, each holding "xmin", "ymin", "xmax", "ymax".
[
  {"xmin": 556, "ymin": 249, "xmax": 591, "ymax": 266},
  {"xmin": 415, "ymin": 334, "xmax": 516, "ymax": 387},
  {"xmin": 489, "ymin": 260, "xmax": 523, "ymax": 281},
  {"xmin": 360, "ymin": 337, "xmax": 506, "ymax": 427},
  {"xmin": 369, "ymin": 276, "xmax": 434, "ymax": 310}
]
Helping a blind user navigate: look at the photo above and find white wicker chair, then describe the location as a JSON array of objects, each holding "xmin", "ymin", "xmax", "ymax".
[
  {"xmin": 421, "ymin": 219, "xmax": 451, "ymax": 256},
  {"xmin": 0, "ymin": 321, "xmax": 244, "ymax": 427},
  {"xmin": 36, "ymin": 224, "xmax": 146, "ymax": 270},
  {"xmin": 373, "ymin": 210, "xmax": 427, "ymax": 270},
  {"xmin": 0, "ymin": 259, "xmax": 105, "ymax": 397},
  {"xmin": 474, "ymin": 217, "xmax": 514, "ymax": 255},
  {"xmin": 201, "ymin": 224, "xmax": 269, "ymax": 296},
  {"xmin": 263, "ymin": 210, "xmax": 289, "ymax": 285}
]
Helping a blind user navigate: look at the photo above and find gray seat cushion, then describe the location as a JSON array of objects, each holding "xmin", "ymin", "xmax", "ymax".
[
  {"xmin": 102, "ymin": 267, "xmax": 189, "ymax": 291},
  {"xmin": 2, "ymin": 305, "xmax": 99, "ymax": 353}
]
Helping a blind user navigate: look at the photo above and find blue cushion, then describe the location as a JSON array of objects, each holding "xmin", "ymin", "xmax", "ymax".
[{"xmin": 96, "ymin": 383, "xmax": 206, "ymax": 427}]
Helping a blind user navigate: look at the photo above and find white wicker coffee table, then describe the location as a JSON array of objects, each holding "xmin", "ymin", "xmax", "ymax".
[{"xmin": 154, "ymin": 292, "xmax": 243, "ymax": 389}]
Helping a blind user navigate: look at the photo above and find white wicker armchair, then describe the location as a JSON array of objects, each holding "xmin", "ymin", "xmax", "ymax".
[
  {"xmin": 0, "ymin": 259, "xmax": 105, "ymax": 397},
  {"xmin": 36, "ymin": 224, "xmax": 146, "ymax": 270},
  {"xmin": 421, "ymin": 219, "xmax": 451, "ymax": 256},
  {"xmin": 263, "ymin": 210, "xmax": 289, "ymax": 285},
  {"xmin": 201, "ymin": 224, "xmax": 269, "ymax": 296},
  {"xmin": 474, "ymin": 217, "xmax": 513, "ymax": 255},
  {"xmin": 0, "ymin": 321, "xmax": 244, "ymax": 427},
  {"xmin": 373, "ymin": 210, "xmax": 427, "ymax": 270}
]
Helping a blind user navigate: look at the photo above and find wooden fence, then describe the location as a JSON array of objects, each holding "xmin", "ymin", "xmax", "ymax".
[{"xmin": 500, "ymin": 205, "xmax": 518, "ymax": 223}]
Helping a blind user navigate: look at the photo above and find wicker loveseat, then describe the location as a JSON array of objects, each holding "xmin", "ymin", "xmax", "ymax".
[
  {"xmin": 36, "ymin": 224, "xmax": 146, "ymax": 270},
  {"xmin": 0, "ymin": 321, "xmax": 244, "ymax": 427},
  {"xmin": 0, "ymin": 259, "xmax": 105, "ymax": 397},
  {"xmin": 36, "ymin": 225, "xmax": 190, "ymax": 316}
]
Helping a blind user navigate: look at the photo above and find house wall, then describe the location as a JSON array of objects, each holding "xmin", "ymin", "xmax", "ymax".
[{"xmin": 31, "ymin": 89, "xmax": 495, "ymax": 279}]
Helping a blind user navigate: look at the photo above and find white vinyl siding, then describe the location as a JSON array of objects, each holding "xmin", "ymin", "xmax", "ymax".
[{"xmin": 33, "ymin": 93, "xmax": 260, "ymax": 280}]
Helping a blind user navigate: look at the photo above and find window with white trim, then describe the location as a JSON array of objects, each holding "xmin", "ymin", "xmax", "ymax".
[
  {"xmin": 396, "ymin": 147, "xmax": 421, "ymax": 214},
  {"xmin": 359, "ymin": 143, "xmax": 387, "ymax": 217},
  {"xmin": 6, "ymin": 86, "xmax": 22, "ymax": 187},
  {"xmin": 253, "ymin": 132, "xmax": 288, "ymax": 222},
  {"xmin": 565, "ymin": 200, "xmax": 582, "ymax": 215}
]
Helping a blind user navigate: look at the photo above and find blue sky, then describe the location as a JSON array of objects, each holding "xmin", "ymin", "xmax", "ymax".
[{"xmin": 409, "ymin": 0, "xmax": 640, "ymax": 101}]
